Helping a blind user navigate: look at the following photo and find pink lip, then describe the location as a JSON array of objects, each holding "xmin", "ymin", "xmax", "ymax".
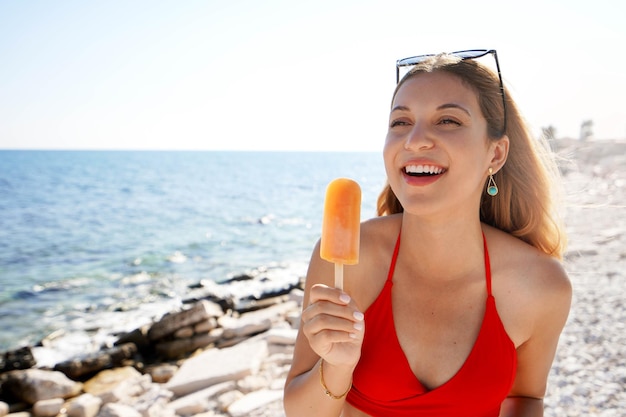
[{"xmin": 401, "ymin": 170, "xmax": 445, "ymax": 186}]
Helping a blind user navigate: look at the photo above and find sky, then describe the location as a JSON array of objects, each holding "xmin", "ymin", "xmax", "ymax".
[{"xmin": 0, "ymin": 0, "xmax": 624, "ymax": 151}]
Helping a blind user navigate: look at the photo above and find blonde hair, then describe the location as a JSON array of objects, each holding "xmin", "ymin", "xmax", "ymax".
[{"xmin": 377, "ymin": 55, "xmax": 567, "ymax": 259}]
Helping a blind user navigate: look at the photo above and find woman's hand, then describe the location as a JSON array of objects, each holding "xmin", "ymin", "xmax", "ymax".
[{"xmin": 301, "ymin": 283, "xmax": 365, "ymax": 368}]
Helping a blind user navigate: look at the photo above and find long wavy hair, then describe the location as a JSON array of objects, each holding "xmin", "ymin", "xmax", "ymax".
[{"xmin": 376, "ymin": 55, "xmax": 566, "ymax": 259}]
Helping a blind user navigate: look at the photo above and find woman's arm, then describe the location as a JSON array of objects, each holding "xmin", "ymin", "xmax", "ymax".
[
  {"xmin": 500, "ymin": 257, "xmax": 572, "ymax": 417},
  {"xmin": 500, "ymin": 397, "xmax": 544, "ymax": 417},
  {"xmin": 283, "ymin": 242, "xmax": 365, "ymax": 417}
]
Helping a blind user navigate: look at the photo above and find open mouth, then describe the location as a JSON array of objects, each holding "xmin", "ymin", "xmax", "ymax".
[{"xmin": 404, "ymin": 164, "xmax": 446, "ymax": 177}]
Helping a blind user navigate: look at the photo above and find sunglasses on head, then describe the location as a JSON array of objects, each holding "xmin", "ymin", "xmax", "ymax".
[{"xmin": 395, "ymin": 49, "xmax": 507, "ymax": 135}]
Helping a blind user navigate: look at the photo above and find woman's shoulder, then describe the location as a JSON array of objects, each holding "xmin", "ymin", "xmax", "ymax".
[
  {"xmin": 484, "ymin": 224, "xmax": 570, "ymax": 294},
  {"xmin": 484, "ymin": 225, "xmax": 570, "ymax": 295},
  {"xmin": 484, "ymin": 224, "xmax": 572, "ymax": 345}
]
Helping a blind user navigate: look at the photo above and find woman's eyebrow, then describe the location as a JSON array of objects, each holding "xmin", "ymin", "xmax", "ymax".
[
  {"xmin": 390, "ymin": 103, "xmax": 471, "ymax": 116},
  {"xmin": 390, "ymin": 105, "xmax": 410, "ymax": 113},
  {"xmin": 437, "ymin": 103, "xmax": 471, "ymax": 116}
]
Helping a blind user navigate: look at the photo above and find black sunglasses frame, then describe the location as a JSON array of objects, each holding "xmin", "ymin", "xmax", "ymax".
[{"xmin": 395, "ymin": 49, "xmax": 507, "ymax": 135}]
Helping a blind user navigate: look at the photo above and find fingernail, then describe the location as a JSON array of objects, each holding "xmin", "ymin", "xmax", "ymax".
[
  {"xmin": 339, "ymin": 293, "xmax": 351, "ymax": 304},
  {"xmin": 353, "ymin": 311, "xmax": 364, "ymax": 321},
  {"xmin": 353, "ymin": 322, "xmax": 364, "ymax": 331}
]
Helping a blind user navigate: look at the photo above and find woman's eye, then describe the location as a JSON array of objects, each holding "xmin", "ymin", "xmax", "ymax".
[
  {"xmin": 439, "ymin": 118, "xmax": 461, "ymax": 126},
  {"xmin": 390, "ymin": 119, "xmax": 409, "ymax": 128}
]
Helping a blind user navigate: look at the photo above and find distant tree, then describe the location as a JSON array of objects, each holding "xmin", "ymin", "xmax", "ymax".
[
  {"xmin": 580, "ymin": 120, "xmax": 593, "ymax": 141},
  {"xmin": 542, "ymin": 125, "xmax": 557, "ymax": 141}
]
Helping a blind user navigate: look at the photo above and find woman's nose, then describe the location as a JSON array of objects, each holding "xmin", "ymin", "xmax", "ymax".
[{"xmin": 404, "ymin": 122, "xmax": 434, "ymax": 150}]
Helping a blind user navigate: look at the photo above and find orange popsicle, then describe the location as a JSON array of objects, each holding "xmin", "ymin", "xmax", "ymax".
[{"xmin": 320, "ymin": 178, "xmax": 361, "ymax": 289}]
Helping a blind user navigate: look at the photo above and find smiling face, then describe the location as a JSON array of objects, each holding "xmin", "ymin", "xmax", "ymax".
[{"xmin": 384, "ymin": 71, "xmax": 507, "ymax": 219}]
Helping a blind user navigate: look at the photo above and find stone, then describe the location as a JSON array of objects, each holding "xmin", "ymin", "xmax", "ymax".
[
  {"xmin": 173, "ymin": 326, "xmax": 194, "ymax": 339},
  {"xmin": 114, "ymin": 326, "xmax": 151, "ymax": 351},
  {"xmin": 67, "ymin": 393, "xmax": 103, "ymax": 417},
  {"xmin": 54, "ymin": 343, "xmax": 137, "ymax": 379},
  {"xmin": 216, "ymin": 390, "xmax": 244, "ymax": 411},
  {"xmin": 287, "ymin": 289, "xmax": 304, "ymax": 305},
  {"xmin": 148, "ymin": 301, "xmax": 223, "ymax": 341},
  {"xmin": 193, "ymin": 317, "xmax": 218, "ymax": 333},
  {"xmin": 255, "ymin": 300, "xmax": 299, "ymax": 322},
  {"xmin": 218, "ymin": 302, "xmax": 297, "ymax": 340},
  {"xmin": 286, "ymin": 311, "xmax": 301, "ymax": 329},
  {"xmin": 144, "ymin": 364, "xmax": 178, "ymax": 384},
  {"xmin": 128, "ymin": 385, "xmax": 175, "ymax": 417},
  {"xmin": 235, "ymin": 295, "xmax": 290, "ymax": 314},
  {"xmin": 83, "ymin": 366, "xmax": 143, "ymax": 396},
  {"xmin": 33, "ymin": 398, "xmax": 65, "ymax": 417},
  {"xmin": 2, "ymin": 369, "xmax": 83, "ymax": 404},
  {"xmin": 83, "ymin": 366, "xmax": 151, "ymax": 404},
  {"xmin": 96, "ymin": 403, "xmax": 141, "ymax": 417},
  {"xmin": 0, "ymin": 346, "xmax": 36, "ymax": 372},
  {"xmin": 165, "ymin": 340, "xmax": 268, "ymax": 396},
  {"xmin": 237, "ymin": 374, "xmax": 270, "ymax": 393},
  {"xmin": 166, "ymin": 381, "xmax": 236, "ymax": 416},
  {"xmin": 219, "ymin": 315, "xmax": 272, "ymax": 340},
  {"xmin": 265, "ymin": 327, "xmax": 297, "ymax": 345},
  {"xmin": 216, "ymin": 335, "xmax": 249, "ymax": 349},
  {"xmin": 155, "ymin": 332, "xmax": 223, "ymax": 359},
  {"xmin": 226, "ymin": 389, "xmax": 284, "ymax": 417}
]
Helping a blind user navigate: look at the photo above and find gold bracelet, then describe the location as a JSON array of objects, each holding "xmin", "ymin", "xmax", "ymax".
[{"xmin": 319, "ymin": 359, "xmax": 352, "ymax": 400}]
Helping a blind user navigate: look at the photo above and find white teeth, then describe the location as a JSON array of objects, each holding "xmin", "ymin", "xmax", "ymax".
[{"xmin": 405, "ymin": 164, "xmax": 444, "ymax": 174}]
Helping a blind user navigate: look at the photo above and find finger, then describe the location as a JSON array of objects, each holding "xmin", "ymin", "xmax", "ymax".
[
  {"xmin": 301, "ymin": 299, "xmax": 363, "ymax": 325},
  {"xmin": 309, "ymin": 284, "xmax": 352, "ymax": 306},
  {"xmin": 303, "ymin": 310, "xmax": 365, "ymax": 342},
  {"xmin": 306, "ymin": 328, "xmax": 362, "ymax": 347}
]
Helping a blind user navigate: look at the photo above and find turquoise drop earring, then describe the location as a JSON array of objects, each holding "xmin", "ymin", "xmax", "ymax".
[{"xmin": 487, "ymin": 168, "xmax": 499, "ymax": 196}]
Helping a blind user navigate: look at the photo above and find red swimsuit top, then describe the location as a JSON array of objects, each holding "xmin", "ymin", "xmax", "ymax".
[{"xmin": 346, "ymin": 233, "xmax": 517, "ymax": 417}]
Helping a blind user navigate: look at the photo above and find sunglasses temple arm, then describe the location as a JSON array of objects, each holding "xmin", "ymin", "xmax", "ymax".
[{"xmin": 492, "ymin": 53, "xmax": 507, "ymax": 133}]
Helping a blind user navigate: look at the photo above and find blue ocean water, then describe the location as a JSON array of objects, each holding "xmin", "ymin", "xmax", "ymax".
[{"xmin": 0, "ymin": 150, "xmax": 385, "ymax": 353}]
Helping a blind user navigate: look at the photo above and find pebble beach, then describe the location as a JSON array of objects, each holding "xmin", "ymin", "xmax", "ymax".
[
  {"xmin": 1, "ymin": 138, "xmax": 625, "ymax": 417},
  {"xmin": 543, "ymin": 139, "xmax": 626, "ymax": 416}
]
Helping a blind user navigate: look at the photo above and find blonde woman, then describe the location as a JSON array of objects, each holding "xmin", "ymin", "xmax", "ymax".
[{"xmin": 284, "ymin": 50, "xmax": 571, "ymax": 417}]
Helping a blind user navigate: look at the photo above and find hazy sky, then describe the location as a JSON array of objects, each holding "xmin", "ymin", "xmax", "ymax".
[{"xmin": 1, "ymin": 0, "xmax": 624, "ymax": 151}]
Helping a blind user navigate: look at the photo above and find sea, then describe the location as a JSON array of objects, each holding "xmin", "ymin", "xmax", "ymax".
[{"xmin": 0, "ymin": 150, "xmax": 385, "ymax": 362}]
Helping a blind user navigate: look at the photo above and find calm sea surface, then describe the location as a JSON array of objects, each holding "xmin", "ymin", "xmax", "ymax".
[{"xmin": 0, "ymin": 150, "xmax": 385, "ymax": 353}]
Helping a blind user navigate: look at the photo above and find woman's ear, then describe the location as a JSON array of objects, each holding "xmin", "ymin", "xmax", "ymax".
[{"xmin": 490, "ymin": 136, "xmax": 509, "ymax": 172}]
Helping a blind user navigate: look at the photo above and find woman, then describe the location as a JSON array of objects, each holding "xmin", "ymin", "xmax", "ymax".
[{"xmin": 283, "ymin": 50, "xmax": 571, "ymax": 417}]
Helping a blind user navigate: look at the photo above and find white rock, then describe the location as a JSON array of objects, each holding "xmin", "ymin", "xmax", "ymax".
[
  {"xmin": 226, "ymin": 389, "xmax": 284, "ymax": 417},
  {"xmin": 165, "ymin": 340, "xmax": 268, "ymax": 396},
  {"xmin": 33, "ymin": 398, "xmax": 65, "ymax": 417},
  {"xmin": 130, "ymin": 385, "xmax": 175, "ymax": 417},
  {"xmin": 216, "ymin": 390, "xmax": 244, "ymax": 411},
  {"xmin": 166, "ymin": 381, "xmax": 236, "ymax": 415},
  {"xmin": 96, "ymin": 403, "xmax": 141, "ymax": 417},
  {"xmin": 265, "ymin": 327, "xmax": 297, "ymax": 345},
  {"xmin": 219, "ymin": 315, "xmax": 272, "ymax": 340},
  {"xmin": 67, "ymin": 393, "xmax": 103, "ymax": 417}
]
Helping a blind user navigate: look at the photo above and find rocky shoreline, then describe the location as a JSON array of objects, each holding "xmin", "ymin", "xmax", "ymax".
[
  {"xmin": 1, "ymin": 139, "xmax": 625, "ymax": 416},
  {"xmin": 1, "ymin": 268, "xmax": 305, "ymax": 417}
]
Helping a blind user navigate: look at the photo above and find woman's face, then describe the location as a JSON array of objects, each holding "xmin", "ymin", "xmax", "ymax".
[{"xmin": 384, "ymin": 71, "xmax": 501, "ymax": 218}]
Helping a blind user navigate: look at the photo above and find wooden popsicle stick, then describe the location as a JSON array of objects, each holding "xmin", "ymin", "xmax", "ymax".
[{"xmin": 334, "ymin": 263, "xmax": 344, "ymax": 290}]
